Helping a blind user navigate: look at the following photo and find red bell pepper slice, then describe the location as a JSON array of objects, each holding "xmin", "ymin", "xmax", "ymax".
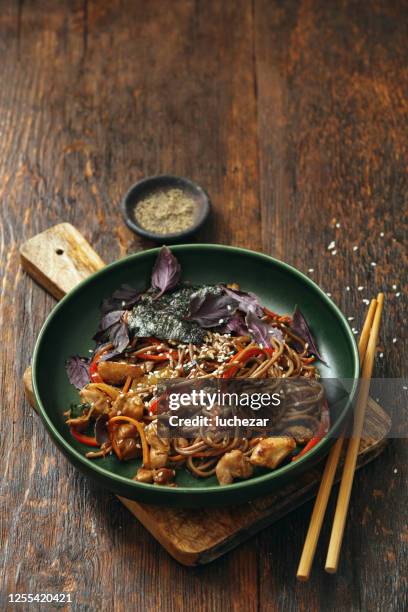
[
  {"xmin": 70, "ymin": 427, "xmax": 99, "ymax": 447},
  {"xmin": 222, "ymin": 346, "xmax": 273, "ymax": 379},
  {"xmin": 89, "ymin": 357, "xmax": 103, "ymax": 383},
  {"xmin": 89, "ymin": 344, "xmax": 115, "ymax": 383},
  {"xmin": 263, "ymin": 307, "xmax": 292, "ymax": 325},
  {"xmin": 292, "ymin": 400, "xmax": 330, "ymax": 460},
  {"xmin": 149, "ymin": 396, "xmax": 160, "ymax": 414}
]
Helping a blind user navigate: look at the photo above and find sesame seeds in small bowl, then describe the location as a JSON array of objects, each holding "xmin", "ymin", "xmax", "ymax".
[{"xmin": 122, "ymin": 175, "xmax": 211, "ymax": 243}]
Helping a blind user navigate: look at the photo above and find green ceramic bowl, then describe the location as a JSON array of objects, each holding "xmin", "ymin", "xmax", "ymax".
[{"xmin": 32, "ymin": 245, "xmax": 359, "ymax": 507}]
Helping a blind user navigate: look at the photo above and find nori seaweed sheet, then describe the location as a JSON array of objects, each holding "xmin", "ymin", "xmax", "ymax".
[{"xmin": 127, "ymin": 284, "xmax": 222, "ymax": 344}]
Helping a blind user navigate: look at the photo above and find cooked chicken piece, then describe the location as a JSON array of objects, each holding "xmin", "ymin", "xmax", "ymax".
[
  {"xmin": 83, "ymin": 382, "xmax": 120, "ymax": 399},
  {"xmin": 149, "ymin": 447, "xmax": 168, "ymax": 469},
  {"xmin": 80, "ymin": 385, "xmax": 112, "ymax": 417},
  {"xmin": 145, "ymin": 422, "xmax": 170, "ymax": 469},
  {"xmin": 111, "ymin": 391, "xmax": 144, "ymax": 420},
  {"xmin": 284, "ymin": 425, "xmax": 313, "ymax": 446},
  {"xmin": 216, "ymin": 450, "xmax": 253, "ymax": 485},
  {"xmin": 134, "ymin": 464, "xmax": 176, "ymax": 485},
  {"xmin": 111, "ymin": 423, "xmax": 141, "ymax": 461},
  {"xmin": 145, "ymin": 422, "xmax": 170, "ymax": 451},
  {"xmin": 97, "ymin": 361, "xmax": 143, "ymax": 385},
  {"xmin": 250, "ymin": 437, "xmax": 296, "ymax": 470},
  {"xmin": 153, "ymin": 467, "xmax": 175, "ymax": 485},
  {"xmin": 134, "ymin": 467, "xmax": 154, "ymax": 483}
]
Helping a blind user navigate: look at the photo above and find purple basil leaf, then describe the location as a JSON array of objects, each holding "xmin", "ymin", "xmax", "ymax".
[
  {"xmin": 93, "ymin": 310, "xmax": 124, "ymax": 343},
  {"xmin": 95, "ymin": 415, "xmax": 109, "ymax": 445},
  {"xmin": 224, "ymin": 312, "xmax": 249, "ymax": 336},
  {"xmin": 186, "ymin": 292, "xmax": 238, "ymax": 328},
  {"xmin": 101, "ymin": 284, "xmax": 140, "ymax": 314},
  {"xmin": 151, "ymin": 246, "xmax": 182, "ymax": 299},
  {"xmin": 110, "ymin": 284, "xmax": 140, "ymax": 305},
  {"xmin": 245, "ymin": 312, "xmax": 285, "ymax": 348},
  {"xmin": 221, "ymin": 286, "xmax": 263, "ymax": 316},
  {"xmin": 93, "ymin": 310, "xmax": 130, "ymax": 354},
  {"xmin": 291, "ymin": 306, "xmax": 326, "ymax": 363},
  {"xmin": 108, "ymin": 320, "xmax": 130, "ymax": 353},
  {"xmin": 99, "ymin": 310, "xmax": 124, "ymax": 331},
  {"xmin": 65, "ymin": 355, "xmax": 90, "ymax": 389}
]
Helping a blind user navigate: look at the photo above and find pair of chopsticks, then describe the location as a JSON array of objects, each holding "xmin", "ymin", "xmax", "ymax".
[{"xmin": 297, "ymin": 293, "xmax": 384, "ymax": 580}]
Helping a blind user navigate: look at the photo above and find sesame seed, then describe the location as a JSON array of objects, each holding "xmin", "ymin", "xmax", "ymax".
[
  {"xmin": 218, "ymin": 319, "xmax": 224, "ymax": 324},
  {"xmin": 308, "ymin": 268, "xmax": 314, "ymax": 273},
  {"xmin": 358, "ymin": 286, "xmax": 364, "ymax": 291},
  {"xmin": 347, "ymin": 316, "xmax": 354, "ymax": 321},
  {"xmin": 371, "ymin": 262, "xmax": 377, "ymax": 267},
  {"xmin": 331, "ymin": 250, "xmax": 337, "ymax": 255},
  {"xmin": 403, "ymin": 386, "xmax": 407, "ymax": 390},
  {"xmin": 353, "ymin": 329, "xmax": 358, "ymax": 335},
  {"xmin": 328, "ymin": 241, "xmax": 335, "ymax": 250},
  {"xmin": 392, "ymin": 338, "xmax": 397, "ymax": 343},
  {"xmin": 346, "ymin": 286, "xmax": 350, "ymax": 291},
  {"xmin": 392, "ymin": 284, "xmax": 397, "ymax": 290},
  {"xmin": 335, "ymin": 222, "xmax": 341, "ymax": 228},
  {"xmin": 326, "ymin": 292, "xmax": 332, "ymax": 297},
  {"xmin": 379, "ymin": 352, "xmax": 384, "ymax": 358},
  {"xmin": 380, "ymin": 232, "xmax": 385, "ymax": 237},
  {"xmin": 393, "ymin": 468, "xmax": 398, "ymax": 474},
  {"xmin": 396, "ymin": 292, "xmax": 401, "ymax": 297},
  {"xmin": 362, "ymin": 299, "xmax": 370, "ymax": 305}
]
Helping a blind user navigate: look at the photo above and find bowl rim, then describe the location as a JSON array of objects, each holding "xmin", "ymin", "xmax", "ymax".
[
  {"xmin": 32, "ymin": 243, "xmax": 360, "ymax": 499},
  {"xmin": 121, "ymin": 174, "xmax": 211, "ymax": 242}
]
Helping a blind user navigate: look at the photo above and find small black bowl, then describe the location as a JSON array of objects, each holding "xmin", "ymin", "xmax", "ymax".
[{"xmin": 122, "ymin": 175, "xmax": 211, "ymax": 243}]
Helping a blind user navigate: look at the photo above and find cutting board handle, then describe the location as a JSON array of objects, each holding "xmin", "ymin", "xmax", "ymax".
[
  {"xmin": 20, "ymin": 223, "xmax": 106, "ymax": 409},
  {"xmin": 20, "ymin": 222, "xmax": 106, "ymax": 299}
]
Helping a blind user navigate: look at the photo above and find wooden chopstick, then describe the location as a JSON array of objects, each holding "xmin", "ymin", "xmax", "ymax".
[
  {"xmin": 358, "ymin": 299, "xmax": 380, "ymax": 364},
  {"xmin": 325, "ymin": 292, "xmax": 384, "ymax": 573},
  {"xmin": 296, "ymin": 298, "xmax": 378, "ymax": 581}
]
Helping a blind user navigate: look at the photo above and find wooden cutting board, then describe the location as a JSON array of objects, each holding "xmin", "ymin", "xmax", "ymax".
[{"xmin": 21, "ymin": 223, "xmax": 391, "ymax": 566}]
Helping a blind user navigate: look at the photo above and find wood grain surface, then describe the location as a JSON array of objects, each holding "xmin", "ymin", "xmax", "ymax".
[{"xmin": 0, "ymin": 1, "xmax": 407, "ymax": 610}]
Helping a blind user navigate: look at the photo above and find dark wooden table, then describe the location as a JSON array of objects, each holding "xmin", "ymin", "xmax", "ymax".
[{"xmin": 1, "ymin": 1, "xmax": 406, "ymax": 610}]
